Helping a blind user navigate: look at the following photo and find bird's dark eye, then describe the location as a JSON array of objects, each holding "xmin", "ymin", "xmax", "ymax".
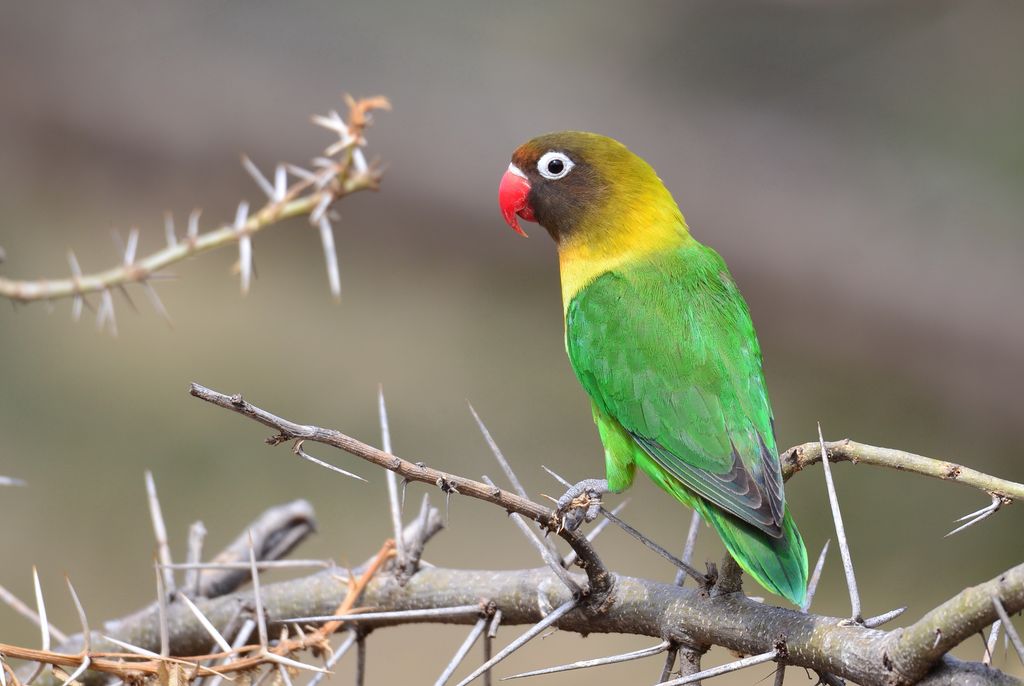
[{"xmin": 537, "ymin": 151, "xmax": 574, "ymax": 180}]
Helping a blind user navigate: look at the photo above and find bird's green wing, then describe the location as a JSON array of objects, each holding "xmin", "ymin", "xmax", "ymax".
[{"xmin": 566, "ymin": 242, "xmax": 785, "ymax": 537}]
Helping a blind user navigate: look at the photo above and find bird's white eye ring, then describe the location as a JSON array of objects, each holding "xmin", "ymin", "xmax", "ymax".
[{"xmin": 537, "ymin": 151, "xmax": 574, "ymax": 180}]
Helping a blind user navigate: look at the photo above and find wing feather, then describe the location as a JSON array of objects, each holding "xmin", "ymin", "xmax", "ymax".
[{"xmin": 566, "ymin": 244, "xmax": 785, "ymax": 538}]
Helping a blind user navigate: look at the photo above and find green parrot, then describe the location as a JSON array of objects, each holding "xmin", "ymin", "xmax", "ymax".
[{"xmin": 497, "ymin": 132, "xmax": 808, "ymax": 604}]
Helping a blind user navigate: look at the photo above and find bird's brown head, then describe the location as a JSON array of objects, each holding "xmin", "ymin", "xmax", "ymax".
[{"xmin": 498, "ymin": 131, "xmax": 677, "ymax": 245}]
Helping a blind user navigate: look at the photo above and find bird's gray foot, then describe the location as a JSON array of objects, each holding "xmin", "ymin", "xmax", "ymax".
[{"xmin": 555, "ymin": 478, "xmax": 609, "ymax": 532}]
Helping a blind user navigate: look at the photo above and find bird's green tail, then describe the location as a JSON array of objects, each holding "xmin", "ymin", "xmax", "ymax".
[{"xmin": 698, "ymin": 502, "xmax": 808, "ymax": 605}]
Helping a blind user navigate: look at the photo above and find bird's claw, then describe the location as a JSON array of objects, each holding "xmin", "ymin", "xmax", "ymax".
[{"xmin": 554, "ymin": 478, "xmax": 609, "ymax": 533}]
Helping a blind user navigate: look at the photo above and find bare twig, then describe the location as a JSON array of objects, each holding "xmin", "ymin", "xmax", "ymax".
[
  {"xmin": 188, "ymin": 383, "xmax": 612, "ymax": 599},
  {"xmin": 0, "ymin": 97, "xmax": 388, "ymax": 307},
  {"xmin": 782, "ymin": 440, "xmax": 1024, "ymax": 508}
]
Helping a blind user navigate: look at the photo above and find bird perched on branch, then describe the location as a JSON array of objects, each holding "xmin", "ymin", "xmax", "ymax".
[{"xmin": 498, "ymin": 132, "xmax": 808, "ymax": 604}]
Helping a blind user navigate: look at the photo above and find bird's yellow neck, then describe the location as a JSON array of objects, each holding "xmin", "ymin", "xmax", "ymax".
[{"xmin": 557, "ymin": 202, "xmax": 691, "ymax": 310}]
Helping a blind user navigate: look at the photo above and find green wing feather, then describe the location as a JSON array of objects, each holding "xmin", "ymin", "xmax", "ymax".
[{"xmin": 566, "ymin": 242, "xmax": 808, "ymax": 603}]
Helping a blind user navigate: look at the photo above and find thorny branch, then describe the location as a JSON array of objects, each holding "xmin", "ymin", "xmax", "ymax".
[
  {"xmin": 782, "ymin": 440, "xmax": 1024, "ymax": 508},
  {"xmin": 178, "ymin": 382, "xmax": 1023, "ymax": 685},
  {"xmin": 0, "ymin": 95, "xmax": 390, "ymax": 327},
  {"xmin": 3, "ymin": 384, "xmax": 1022, "ymax": 686},
  {"xmin": 187, "ymin": 383, "xmax": 613, "ymax": 603}
]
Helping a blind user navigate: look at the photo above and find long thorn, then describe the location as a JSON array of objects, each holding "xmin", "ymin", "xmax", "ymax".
[
  {"xmin": 33, "ymin": 568, "xmax": 50, "ymax": 651},
  {"xmin": 504, "ymin": 640, "xmax": 670, "ymax": 680},
  {"xmin": 863, "ymin": 607, "xmax": 907, "ymax": 628},
  {"xmin": 992, "ymin": 594, "xmax": 1024, "ymax": 665},
  {"xmin": 657, "ymin": 649, "xmax": 778, "ymax": 686},
  {"xmin": 185, "ymin": 521, "xmax": 207, "ymax": 597},
  {"xmin": 293, "ymin": 440, "xmax": 367, "ymax": 481},
  {"xmin": 469, "ymin": 404, "xmax": 528, "ymax": 499},
  {"xmin": 164, "ymin": 211, "xmax": 177, "ymax": 248},
  {"xmin": 308, "ymin": 631, "xmax": 357, "ymax": 686},
  {"xmin": 145, "ymin": 471, "xmax": 176, "ymax": 594},
  {"xmin": 818, "ymin": 423, "xmax": 861, "ymax": 623},
  {"xmin": 236, "ymin": 211, "xmax": 252, "ymax": 296},
  {"xmin": 455, "ymin": 600, "xmax": 576, "ymax": 686},
  {"xmin": 435, "ymin": 616, "xmax": 488, "ymax": 686},
  {"xmin": 378, "ymin": 387, "xmax": 406, "ymax": 571},
  {"xmin": 64, "ymin": 576, "xmax": 91, "ymax": 652},
  {"xmin": 481, "ymin": 476, "xmax": 581, "ymax": 595},
  {"xmin": 249, "ymin": 531, "xmax": 268, "ymax": 649},
  {"xmin": 58, "ymin": 657, "xmax": 90, "ymax": 686},
  {"xmin": 355, "ymin": 634, "xmax": 366, "ymax": 686},
  {"xmin": 675, "ymin": 510, "xmax": 702, "ymax": 586},
  {"xmin": 318, "ymin": 217, "xmax": 341, "ymax": 302},
  {"xmin": 659, "ymin": 646, "xmax": 678, "ymax": 683},
  {"xmin": 801, "ymin": 540, "xmax": 830, "ymax": 613},
  {"xmin": 285, "ymin": 605, "xmax": 484, "ymax": 624},
  {"xmin": 946, "ymin": 493, "xmax": 1002, "ymax": 537},
  {"xmin": 472, "ymin": 408, "xmax": 560, "ymax": 562},
  {"xmin": 985, "ymin": 620, "xmax": 1001, "ymax": 665},
  {"xmin": 179, "ymin": 593, "xmax": 232, "ymax": 652},
  {"xmin": 141, "ymin": 281, "xmax": 173, "ymax": 328},
  {"xmin": 155, "ymin": 559, "xmax": 170, "ymax": 656},
  {"xmin": 0, "ymin": 583, "xmax": 66, "ymax": 642},
  {"xmin": 241, "ymin": 156, "xmax": 276, "ymax": 200}
]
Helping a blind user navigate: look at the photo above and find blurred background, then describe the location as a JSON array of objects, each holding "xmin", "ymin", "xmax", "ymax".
[{"xmin": 1, "ymin": 1, "xmax": 1022, "ymax": 683}]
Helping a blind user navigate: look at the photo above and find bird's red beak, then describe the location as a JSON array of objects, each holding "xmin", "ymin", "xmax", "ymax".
[{"xmin": 499, "ymin": 163, "xmax": 534, "ymax": 237}]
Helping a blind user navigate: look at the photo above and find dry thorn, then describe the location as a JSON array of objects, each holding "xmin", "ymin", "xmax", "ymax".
[
  {"xmin": 675, "ymin": 510, "xmax": 702, "ymax": 586},
  {"xmin": 307, "ymin": 631, "xmax": 356, "ymax": 686},
  {"xmin": 656, "ymin": 648, "xmax": 778, "ymax": 686},
  {"xmin": 434, "ymin": 616, "xmax": 488, "ymax": 686},
  {"xmin": 317, "ymin": 217, "xmax": 341, "ymax": 301},
  {"xmin": 503, "ymin": 640, "xmax": 670, "ymax": 680},
  {"xmin": 991, "ymin": 594, "xmax": 1024, "ymax": 665},
  {"xmin": 454, "ymin": 599, "xmax": 577, "ymax": 686},
  {"xmin": 378, "ymin": 387, "xmax": 406, "ymax": 573},
  {"xmin": 863, "ymin": 607, "xmax": 907, "ymax": 629},
  {"xmin": 145, "ymin": 471, "xmax": 176, "ymax": 595},
  {"xmin": 0, "ymin": 583, "xmax": 66, "ymax": 643},
  {"xmin": 0, "ymin": 98, "xmax": 386, "ymax": 309},
  {"xmin": 62, "ymin": 578, "xmax": 90, "ymax": 653},
  {"xmin": 946, "ymin": 493, "xmax": 1004, "ymax": 537},
  {"xmin": 292, "ymin": 440, "xmax": 366, "ymax": 482},
  {"xmin": 481, "ymin": 476, "xmax": 581, "ymax": 596},
  {"xmin": 184, "ymin": 521, "xmax": 207, "ymax": 597},
  {"xmin": 178, "ymin": 594, "xmax": 232, "ymax": 653},
  {"xmin": 801, "ymin": 540, "xmax": 830, "ymax": 613},
  {"xmin": 818, "ymin": 424, "xmax": 862, "ymax": 623}
]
